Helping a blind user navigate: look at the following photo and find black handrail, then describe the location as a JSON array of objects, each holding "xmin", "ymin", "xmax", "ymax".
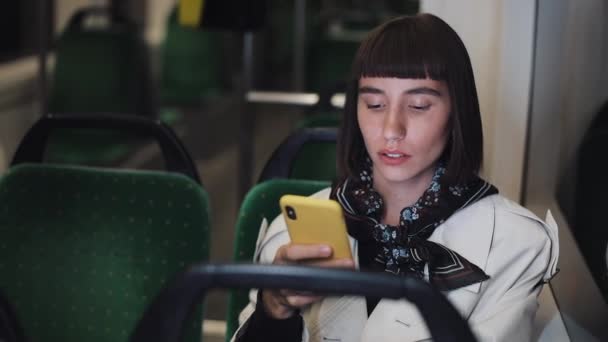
[
  {"xmin": 130, "ymin": 263, "xmax": 477, "ymax": 342},
  {"xmin": 258, "ymin": 127, "xmax": 338, "ymax": 182},
  {"xmin": 11, "ymin": 114, "xmax": 201, "ymax": 184}
]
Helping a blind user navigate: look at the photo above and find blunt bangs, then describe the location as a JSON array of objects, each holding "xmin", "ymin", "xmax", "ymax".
[{"xmin": 352, "ymin": 14, "xmax": 452, "ymax": 82}]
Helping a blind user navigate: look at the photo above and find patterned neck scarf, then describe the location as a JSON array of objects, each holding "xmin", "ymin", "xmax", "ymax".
[{"xmin": 331, "ymin": 163, "xmax": 498, "ymax": 291}]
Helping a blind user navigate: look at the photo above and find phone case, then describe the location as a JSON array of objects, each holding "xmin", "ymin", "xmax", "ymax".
[{"xmin": 279, "ymin": 194, "xmax": 352, "ymax": 259}]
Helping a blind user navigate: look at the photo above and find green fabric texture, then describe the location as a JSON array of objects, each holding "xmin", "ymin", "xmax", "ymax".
[
  {"xmin": 160, "ymin": 10, "xmax": 224, "ymax": 105},
  {"xmin": 0, "ymin": 164, "xmax": 210, "ymax": 342},
  {"xmin": 47, "ymin": 20, "xmax": 156, "ymax": 166},
  {"xmin": 48, "ymin": 29, "xmax": 151, "ymax": 115},
  {"xmin": 45, "ymin": 129, "xmax": 139, "ymax": 166},
  {"xmin": 225, "ymin": 179, "xmax": 330, "ymax": 341},
  {"xmin": 290, "ymin": 142, "xmax": 337, "ymax": 181}
]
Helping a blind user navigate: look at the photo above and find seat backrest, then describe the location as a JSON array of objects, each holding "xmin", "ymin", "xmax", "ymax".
[
  {"xmin": 296, "ymin": 82, "xmax": 344, "ymax": 129},
  {"xmin": 160, "ymin": 9, "xmax": 224, "ymax": 105},
  {"xmin": 258, "ymin": 127, "xmax": 337, "ymax": 182},
  {"xmin": 306, "ymin": 12, "xmax": 378, "ymax": 92},
  {"xmin": 0, "ymin": 163, "xmax": 210, "ymax": 342},
  {"xmin": 225, "ymin": 178, "xmax": 330, "ymax": 340},
  {"xmin": 11, "ymin": 114, "xmax": 201, "ymax": 184},
  {"xmin": 49, "ymin": 7, "xmax": 156, "ymax": 117}
]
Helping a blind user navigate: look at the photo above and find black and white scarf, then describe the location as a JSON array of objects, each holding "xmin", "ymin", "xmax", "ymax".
[{"xmin": 331, "ymin": 164, "xmax": 498, "ymax": 291}]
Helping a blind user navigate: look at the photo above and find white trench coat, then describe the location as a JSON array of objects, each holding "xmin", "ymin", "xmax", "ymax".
[{"xmin": 233, "ymin": 189, "xmax": 559, "ymax": 342}]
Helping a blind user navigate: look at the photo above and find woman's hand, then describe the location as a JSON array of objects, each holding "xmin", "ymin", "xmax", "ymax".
[{"xmin": 261, "ymin": 244, "xmax": 355, "ymax": 319}]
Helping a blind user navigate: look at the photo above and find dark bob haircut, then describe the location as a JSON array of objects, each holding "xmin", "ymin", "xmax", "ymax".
[{"xmin": 337, "ymin": 13, "xmax": 483, "ymax": 185}]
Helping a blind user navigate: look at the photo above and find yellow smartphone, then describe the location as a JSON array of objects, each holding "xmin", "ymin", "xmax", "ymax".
[{"xmin": 279, "ymin": 194, "xmax": 352, "ymax": 259}]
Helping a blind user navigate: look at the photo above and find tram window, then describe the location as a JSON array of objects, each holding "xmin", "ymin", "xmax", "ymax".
[{"xmin": 569, "ymin": 99, "xmax": 608, "ymax": 302}]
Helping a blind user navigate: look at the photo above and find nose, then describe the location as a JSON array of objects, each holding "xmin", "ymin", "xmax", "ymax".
[{"xmin": 383, "ymin": 108, "xmax": 405, "ymax": 143}]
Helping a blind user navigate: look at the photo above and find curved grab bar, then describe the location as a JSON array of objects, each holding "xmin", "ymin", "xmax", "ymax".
[
  {"xmin": 258, "ymin": 127, "xmax": 338, "ymax": 182},
  {"xmin": 130, "ymin": 263, "xmax": 477, "ymax": 342},
  {"xmin": 11, "ymin": 113, "xmax": 201, "ymax": 184}
]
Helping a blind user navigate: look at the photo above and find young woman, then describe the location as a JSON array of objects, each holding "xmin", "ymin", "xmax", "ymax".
[{"xmin": 233, "ymin": 13, "xmax": 559, "ymax": 342}]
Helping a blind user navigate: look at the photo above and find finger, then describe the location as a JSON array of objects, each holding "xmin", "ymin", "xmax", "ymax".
[
  {"xmin": 262, "ymin": 290, "xmax": 297, "ymax": 319},
  {"xmin": 283, "ymin": 294, "xmax": 323, "ymax": 308},
  {"xmin": 276, "ymin": 244, "xmax": 332, "ymax": 262}
]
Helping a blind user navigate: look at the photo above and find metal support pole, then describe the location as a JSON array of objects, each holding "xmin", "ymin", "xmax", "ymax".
[{"xmin": 238, "ymin": 32, "xmax": 255, "ymax": 201}]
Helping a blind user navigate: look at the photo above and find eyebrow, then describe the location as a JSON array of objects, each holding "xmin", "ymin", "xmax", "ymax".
[
  {"xmin": 359, "ymin": 86, "xmax": 384, "ymax": 94},
  {"xmin": 359, "ymin": 86, "xmax": 442, "ymax": 97}
]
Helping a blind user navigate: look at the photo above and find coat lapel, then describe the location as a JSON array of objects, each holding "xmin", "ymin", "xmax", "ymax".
[{"xmin": 428, "ymin": 194, "xmax": 497, "ymax": 293}]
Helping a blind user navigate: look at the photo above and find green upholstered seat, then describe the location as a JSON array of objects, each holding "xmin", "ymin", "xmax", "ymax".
[
  {"xmin": 297, "ymin": 82, "xmax": 344, "ymax": 129},
  {"xmin": 44, "ymin": 128, "xmax": 139, "ymax": 166},
  {"xmin": 0, "ymin": 164, "xmax": 210, "ymax": 342},
  {"xmin": 160, "ymin": 9, "xmax": 224, "ymax": 105},
  {"xmin": 48, "ymin": 29, "xmax": 152, "ymax": 114},
  {"xmin": 49, "ymin": 8, "xmax": 156, "ymax": 117},
  {"xmin": 46, "ymin": 7, "xmax": 157, "ymax": 165},
  {"xmin": 258, "ymin": 127, "xmax": 337, "ymax": 182},
  {"xmin": 290, "ymin": 141, "xmax": 337, "ymax": 180},
  {"xmin": 225, "ymin": 179, "xmax": 330, "ymax": 340}
]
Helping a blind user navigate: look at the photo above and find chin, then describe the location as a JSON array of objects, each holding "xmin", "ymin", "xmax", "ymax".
[{"xmin": 375, "ymin": 166, "xmax": 420, "ymax": 184}]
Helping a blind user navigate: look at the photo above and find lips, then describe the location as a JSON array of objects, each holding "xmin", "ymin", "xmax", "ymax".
[{"xmin": 378, "ymin": 150, "xmax": 411, "ymax": 165}]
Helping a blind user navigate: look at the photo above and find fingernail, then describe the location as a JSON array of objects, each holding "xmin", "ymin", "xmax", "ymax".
[{"xmin": 320, "ymin": 245, "xmax": 331, "ymax": 255}]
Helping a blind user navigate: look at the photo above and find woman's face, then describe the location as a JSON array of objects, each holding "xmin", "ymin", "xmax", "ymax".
[{"xmin": 357, "ymin": 77, "xmax": 451, "ymax": 189}]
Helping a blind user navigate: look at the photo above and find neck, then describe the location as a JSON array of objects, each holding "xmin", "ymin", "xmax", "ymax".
[{"xmin": 373, "ymin": 166, "xmax": 436, "ymax": 226}]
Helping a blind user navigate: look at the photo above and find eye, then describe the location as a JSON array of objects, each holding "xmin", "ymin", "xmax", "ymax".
[
  {"xmin": 408, "ymin": 104, "xmax": 431, "ymax": 111},
  {"xmin": 366, "ymin": 103, "xmax": 385, "ymax": 110}
]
